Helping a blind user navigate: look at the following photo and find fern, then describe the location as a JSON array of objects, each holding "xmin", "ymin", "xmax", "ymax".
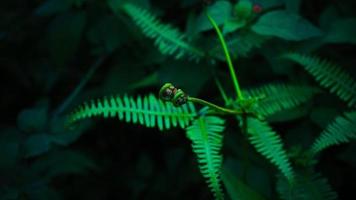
[
  {"xmin": 277, "ymin": 172, "xmax": 337, "ymax": 200},
  {"xmin": 283, "ymin": 53, "xmax": 356, "ymax": 107},
  {"xmin": 67, "ymin": 94, "xmax": 197, "ymax": 130},
  {"xmin": 310, "ymin": 111, "xmax": 356, "ymax": 155},
  {"xmin": 123, "ymin": 3, "xmax": 205, "ymax": 60},
  {"xmin": 243, "ymin": 83, "xmax": 319, "ymax": 116},
  {"xmin": 247, "ymin": 118, "xmax": 295, "ymax": 182},
  {"xmin": 210, "ymin": 31, "xmax": 266, "ymax": 60},
  {"xmin": 186, "ymin": 116, "xmax": 225, "ymax": 200}
]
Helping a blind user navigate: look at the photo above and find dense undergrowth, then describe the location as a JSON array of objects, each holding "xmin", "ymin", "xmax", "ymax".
[{"xmin": 1, "ymin": 0, "xmax": 356, "ymax": 199}]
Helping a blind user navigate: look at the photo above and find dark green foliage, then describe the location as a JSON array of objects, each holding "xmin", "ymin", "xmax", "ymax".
[
  {"xmin": 277, "ymin": 172, "xmax": 337, "ymax": 200},
  {"xmin": 123, "ymin": 3, "xmax": 205, "ymax": 60},
  {"xmin": 310, "ymin": 111, "xmax": 356, "ymax": 155},
  {"xmin": 68, "ymin": 94, "xmax": 197, "ymax": 130},
  {"xmin": 222, "ymin": 166, "xmax": 266, "ymax": 200},
  {"xmin": 243, "ymin": 83, "xmax": 319, "ymax": 117},
  {"xmin": 252, "ymin": 11, "xmax": 322, "ymax": 41},
  {"xmin": 283, "ymin": 53, "xmax": 356, "ymax": 107},
  {"xmin": 2, "ymin": 0, "xmax": 356, "ymax": 199},
  {"xmin": 247, "ymin": 118, "xmax": 295, "ymax": 182},
  {"xmin": 186, "ymin": 116, "xmax": 225, "ymax": 200},
  {"xmin": 210, "ymin": 31, "xmax": 267, "ymax": 59}
]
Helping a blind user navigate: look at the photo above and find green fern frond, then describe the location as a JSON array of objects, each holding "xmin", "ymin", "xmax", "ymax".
[
  {"xmin": 186, "ymin": 116, "xmax": 225, "ymax": 200},
  {"xmin": 283, "ymin": 52, "xmax": 356, "ymax": 107},
  {"xmin": 123, "ymin": 3, "xmax": 205, "ymax": 60},
  {"xmin": 310, "ymin": 111, "xmax": 356, "ymax": 155},
  {"xmin": 243, "ymin": 83, "xmax": 319, "ymax": 116},
  {"xmin": 67, "ymin": 94, "xmax": 197, "ymax": 131},
  {"xmin": 247, "ymin": 118, "xmax": 295, "ymax": 182},
  {"xmin": 277, "ymin": 172, "xmax": 337, "ymax": 200},
  {"xmin": 210, "ymin": 31, "xmax": 266, "ymax": 60}
]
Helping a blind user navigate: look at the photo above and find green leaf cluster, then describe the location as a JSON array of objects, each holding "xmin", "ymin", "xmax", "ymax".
[{"xmin": 2, "ymin": 0, "xmax": 356, "ymax": 199}]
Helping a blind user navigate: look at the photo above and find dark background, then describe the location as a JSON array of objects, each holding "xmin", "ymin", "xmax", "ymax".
[{"xmin": 1, "ymin": 0, "xmax": 355, "ymax": 199}]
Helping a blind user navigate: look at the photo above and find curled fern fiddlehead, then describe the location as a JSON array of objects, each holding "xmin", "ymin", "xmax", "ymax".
[
  {"xmin": 159, "ymin": 83, "xmax": 176, "ymax": 101},
  {"xmin": 159, "ymin": 83, "xmax": 246, "ymax": 115},
  {"xmin": 159, "ymin": 83, "xmax": 188, "ymax": 107}
]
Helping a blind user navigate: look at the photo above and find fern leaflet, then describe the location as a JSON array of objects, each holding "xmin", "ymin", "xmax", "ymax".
[
  {"xmin": 310, "ymin": 111, "xmax": 356, "ymax": 155},
  {"xmin": 283, "ymin": 53, "xmax": 356, "ymax": 107},
  {"xmin": 67, "ymin": 94, "xmax": 197, "ymax": 130},
  {"xmin": 243, "ymin": 83, "xmax": 319, "ymax": 117},
  {"xmin": 186, "ymin": 116, "xmax": 225, "ymax": 200},
  {"xmin": 123, "ymin": 4, "xmax": 205, "ymax": 60},
  {"xmin": 247, "ymin": 118, "xmax": 295, "ymax": 182},
  {"xmin": 277, "ymin": 172, "xmax": 337, "ymax": 200}
]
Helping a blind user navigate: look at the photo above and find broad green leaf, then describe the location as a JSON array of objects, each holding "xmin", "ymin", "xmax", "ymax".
[
  {"xmin": 252, "ymin": 11, "xmax": 322, "ymax": 41},
  {"xmin": 210, "ymin": 30, "xmax": 267, "ymax": 60},
  {"xmin": 48, "ymin": 12, "xmax": 86, "ymax": 67},
  {"xmin": 233, "ymin": 0, "xmax": 253, "ymax": 20},
  {"xmin": 195, "ymin": 1, "xmax": 232, "ymax": 32},
  {"xmin": 17, "ymin": 102, "xmax": 48, "ymax": 133},
  {"xmin": 24, "ymin": 134, "xmax": 52, "ymax": 158},
  {"xmin": 223, "ymin": 19, "xmax": 247, "ymax": 34}
]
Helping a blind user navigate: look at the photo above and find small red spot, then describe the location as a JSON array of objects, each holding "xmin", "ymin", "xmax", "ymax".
[{"xmin": 253, "ymin": 4, "xmax": 262, "ymax": 13}]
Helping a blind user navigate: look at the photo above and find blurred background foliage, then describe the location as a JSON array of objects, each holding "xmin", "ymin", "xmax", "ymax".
[{"xmin": 1, "ymin": 0, "xmax": 356, "ymax": 199}]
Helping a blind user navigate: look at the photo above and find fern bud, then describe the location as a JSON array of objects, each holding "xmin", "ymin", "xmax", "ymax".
[
  {"xmin": 173, "ymin": 89, "xmax": 188, "ymax": 107},
  {"xmin": 159, "ymin": 83, "xmax": 176, "ymax": 101}
]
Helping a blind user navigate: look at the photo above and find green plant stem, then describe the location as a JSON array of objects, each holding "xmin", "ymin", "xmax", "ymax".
[
  {"xmin": 214, "ymin": 77, "xmax": 229, "ymax": 104},
  {"xmin": 188, "ymin": 97, "xmax": 243, "ymax": 115},
  {"xmin": 206, "ymin": 13, "xmax": 244, "ymax": 101}
]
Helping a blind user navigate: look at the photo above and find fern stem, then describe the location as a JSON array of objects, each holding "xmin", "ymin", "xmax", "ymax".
[
  {"xmin": 206, "ymin": 13, "xmax": 244, "ymax": 101},
  {"xmin": 188, "ymin": 97, "xmax": 242, "ymax": 115},
  {"xmin": 214, "ymin": 77, "xmax": 230, "ymax": 104}
]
